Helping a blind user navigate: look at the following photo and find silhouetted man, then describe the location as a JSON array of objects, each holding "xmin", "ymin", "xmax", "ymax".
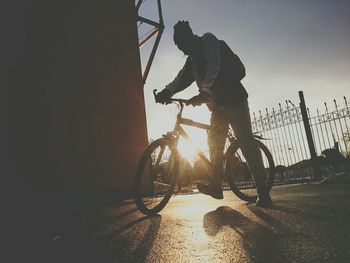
[{"xmin": 156, "ymin": 21, "xmax": 271, "ymax": 207}]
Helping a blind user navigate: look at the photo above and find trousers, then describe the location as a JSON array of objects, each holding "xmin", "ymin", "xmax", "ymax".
[{"xmin": 207, "ymin": 99, "xmax": 267, "ymax": 191}]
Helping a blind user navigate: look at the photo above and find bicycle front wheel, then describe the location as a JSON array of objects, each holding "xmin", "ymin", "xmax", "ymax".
[
  {"xmin": 134, "ymin": 138, "xmax": 179, "ymax": 215},
  {"xmin": 224, "ymin": 139, "xmax": 275, "ymax": 202}
]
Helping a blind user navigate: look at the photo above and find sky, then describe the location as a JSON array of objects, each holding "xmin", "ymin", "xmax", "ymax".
[{"xmin": 138, "ymin": 0, "xmax": 350, "ymax": 142}]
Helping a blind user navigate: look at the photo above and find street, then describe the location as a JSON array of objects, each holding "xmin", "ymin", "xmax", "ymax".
[
  {"xmin": 20, "ymin": 180, "xmax": 350, "ymax": 263},
  {"xmin": 48, "ymin": 180, "xmax": 350, "ymax": 263}
]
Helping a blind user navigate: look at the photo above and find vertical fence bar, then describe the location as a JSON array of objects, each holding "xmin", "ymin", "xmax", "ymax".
[
  {"xmin": 279, "ymin": 103, "xmax": 293, "ymax": 166},
  {"xmin": 313, "ymin": 112, "xmax": 323, "ymax": 156},
  {"xmin": 272, "ymin": 107, "xmax": 287, "ymax": 167},
  {"xmin": 266, "ymin": 108, "xmax": 280, "ymax": 165},
  {"xmin": 285, "ymin": 101, "xmax": 299, "ymax": 163},
  {"xmin": 322, "ymin": 105, "xmax": 332, "ymax": 149},
  {"xmin": 287, "ymin": 100, "xmax": 306, "ymax": 161},
  {"xmin": 345, "ymin": 96, "xmax": 350, "ymax": 121},
  {"xmin": 280, "ymin": 103, "xmax": 296, "ymax": 181},
  {"xmin": 287, "ymin": 101, "xmax": 306, "ymax": 179},
  {"xmin": 264, "ymin": 110, "xmax": 275, "ymax": 167},
  {"xmin": 298, "ymin": 91, "xmax": 320, "ymax": 180},
  {"xmin": 329, "ymin": 101, "xmax": 343, "ymax": 152},
  {"xmin": 294, "ymin": 106, "xmax": 309, "ymax": 159},
  {"xmin": 316, "ymin": 109, "xmax": 327, "ymax": 152},
  {"xmin": 252, "ymin": 112, "xmax": 257, "ymax": 133},
  {"xmin": 325, "ymin": 102, "xmax": 340, "ymax": 149},
  {"xmin": 334, "ymin": 99, "xmax": 348, "ymax": 155},
  {"xmin": 273, "ymin": 107, "xmax": 288, "ymax": 183},
  {"xmin": 258, "ymin": 110, "xmax": 267, "ymax": 166},
  {"xmin": 293, "ymin": 106, "xmax": 307, "ymax": 161},
  {"xmin": 343, "ymin": 97, "xmax": 350, "ymax": 154}
]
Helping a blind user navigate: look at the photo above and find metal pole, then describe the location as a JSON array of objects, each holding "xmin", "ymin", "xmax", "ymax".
[
  {"xmin": 299, "ymin": 91, "xmax": 320, "ymax": 180},
  {"xmin": 307, "ymin": 108, "xmax": 318, "ymax": 155},
  {"xmin": 296, "ymin": 109, "xmax": 308, "ymax": 159}
]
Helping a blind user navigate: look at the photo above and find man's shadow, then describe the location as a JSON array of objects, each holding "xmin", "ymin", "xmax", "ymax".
[{"xmin": 203, "ymin": 206, "xmax": 286, "ymax": 263}]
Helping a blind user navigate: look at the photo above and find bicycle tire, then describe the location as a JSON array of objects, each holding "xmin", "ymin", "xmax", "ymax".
[
  {"xmin": 224, "ymin": 139, "xmax": 275, "ymax": 202},
  {"xmin": 134, "ymin": 138, "xmax": 179, "ymax": 215}
]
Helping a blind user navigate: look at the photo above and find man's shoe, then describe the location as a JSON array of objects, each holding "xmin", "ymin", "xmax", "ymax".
[
  {"xmin": 196, "ymin": 181, "xmax": 223, "ymax": 199},
  {"xmin": 255, "ymin": 193, "xmax": 272, "ymax": 208}
]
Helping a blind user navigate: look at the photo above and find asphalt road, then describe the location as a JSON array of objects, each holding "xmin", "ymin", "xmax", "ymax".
[{"xmin": 15, "ymin": 181, "xmax": 350, "ymax": 263}]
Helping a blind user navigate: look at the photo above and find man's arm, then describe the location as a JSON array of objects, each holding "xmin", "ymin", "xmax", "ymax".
[{"xmin": 165, "ymin": 57, "xmax": 194, "ymax": 95}]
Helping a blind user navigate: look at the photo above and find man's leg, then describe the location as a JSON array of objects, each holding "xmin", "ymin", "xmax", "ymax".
[
  {"xmin": 208, "ymin": 107, "xmax": 229, "ymax": 187},
  {"xmin": 226, "ymin": 100, "xmax": 272, "ymax": 207},
  {"xmin": 197, "ymin": 106, "xmax": 228, "ymax": 199}
]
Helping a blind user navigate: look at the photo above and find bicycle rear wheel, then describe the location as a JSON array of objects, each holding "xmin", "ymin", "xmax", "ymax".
[
  {"xmin": 134, "ymin": 138, "xmax": 179, "ymax": 215},
  {"xmin": 224, "ymin": 139, "xmax": 275, "ymax": 202}
]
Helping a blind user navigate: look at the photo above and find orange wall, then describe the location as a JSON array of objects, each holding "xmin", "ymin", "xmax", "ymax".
[{"xmin": 3, "ymin": 1, "xmax": 148, "ymax": 196}]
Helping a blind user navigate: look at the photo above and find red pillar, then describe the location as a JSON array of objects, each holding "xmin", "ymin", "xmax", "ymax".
[{"xmin": 3, "ymin": 0, "xmax": 148, "ymax": 198}]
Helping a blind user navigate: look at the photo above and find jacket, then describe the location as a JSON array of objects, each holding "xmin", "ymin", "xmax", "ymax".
[{"xmin": 165, "ymin": 33, "xmax": 248, "ymax": 107}]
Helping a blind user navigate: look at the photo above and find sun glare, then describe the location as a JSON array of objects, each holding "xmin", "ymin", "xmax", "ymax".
[
  {"xmin": 148, "ymin": 104, "xmax": 211, "ymax": 164},
  {"xmin": 177, "ymin": 137, "xmax": 198, "ymax": 164},
  {"xmin": 174, "ymin": 106, "xmax": 211, "ymax": 164}
]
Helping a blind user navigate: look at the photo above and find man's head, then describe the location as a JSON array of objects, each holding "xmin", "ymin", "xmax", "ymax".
[{"xmin": 173, "ymin": 20, "xmax": 195, "ymax": 55}]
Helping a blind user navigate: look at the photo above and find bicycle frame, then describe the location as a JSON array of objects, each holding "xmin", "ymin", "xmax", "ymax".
[
  {"xmin": 153, "ymin": 89, "xmax": 237, "ymax": 179},
  {"xmin": 164, "ymin": 98, "xmax": 236, "ymax": 173},
  {"xmin": 174, "ymin": 110, "xmax": 213, "ymax": 169}
]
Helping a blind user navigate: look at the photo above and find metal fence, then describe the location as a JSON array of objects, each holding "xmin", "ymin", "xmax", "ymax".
[
  {"xmin": 309, "ymin": 97, "xmax": 350, "ymax": 157},
  {"xmin": 251, "ymin": 93, "xmax": 350, "ymax": 185}
]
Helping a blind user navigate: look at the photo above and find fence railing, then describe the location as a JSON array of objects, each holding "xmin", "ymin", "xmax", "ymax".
[
  {"xmin": 250, "ymin": 92, "xmax": 350, "ymax": 185},
  {"xmin": 308, "ymin": 97, "xmax": 350, "ymax": 156}
]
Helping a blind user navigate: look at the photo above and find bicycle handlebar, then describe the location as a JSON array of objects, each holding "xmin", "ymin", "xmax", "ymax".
[
  {"xmin": 153, "ymin": 90, "xmax": 270, "ymax": 140},
  {"xmin": 153, "ymin": 89, "xmax": 189, "ymax": 104}
]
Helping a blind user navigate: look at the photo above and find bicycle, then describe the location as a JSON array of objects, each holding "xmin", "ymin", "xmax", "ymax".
[{"xmin": 134, "ymin": 89, "xmax": 275, "ymax": 216}]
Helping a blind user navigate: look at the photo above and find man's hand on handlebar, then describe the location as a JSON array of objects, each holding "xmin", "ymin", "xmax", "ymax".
[
  {"xmin": 154, "ymin": 89, "xmax": 211, "ymax": 106},
  {"xmin": 155, "ymin": 89, "xmax": 172, "ymax": 105},
  {"xmin": 186, "ymin": 92, "xmax": 211, "ymax": 107}
]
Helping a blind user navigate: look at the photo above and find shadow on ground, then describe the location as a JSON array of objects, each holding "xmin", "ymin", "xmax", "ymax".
[{"xmin": 203, "ymin": 206, "xmax": 286, "ymax": 262}]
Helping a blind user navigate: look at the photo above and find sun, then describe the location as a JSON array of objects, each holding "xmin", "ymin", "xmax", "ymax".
[
  {"xmin": 175, "ymin": 107, "xmax": 211, "ymax": 164},
  {"xmin": 177, "ymin": 137, "xmax": 198, "ymax": 164},
  {"xmin": 149, "ymin": 104, "xmax": 211, "ymax": 164}
]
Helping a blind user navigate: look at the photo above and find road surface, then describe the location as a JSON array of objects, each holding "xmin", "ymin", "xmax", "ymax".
[{"xmin": 13, "ymin": 180, "xmax": 350, "ymax": 263}]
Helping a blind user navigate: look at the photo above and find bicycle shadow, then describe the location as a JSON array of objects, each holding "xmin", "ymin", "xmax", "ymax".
[
  {"xmin": 203, "ymin": 206, "xmax": 286, "ymax": 262},
  {"xmin": 48, "ymin": 204, "xmax": 161, "ymax": 263},
  {"xmin": 90, "ymin": 211, "xmax": 161, "ymax": 263}
]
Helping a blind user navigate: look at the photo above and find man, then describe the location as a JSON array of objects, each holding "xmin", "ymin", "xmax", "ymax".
[{"xmin": 156, "ymin": 21, "xmax": 272, "ymax": 207}]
